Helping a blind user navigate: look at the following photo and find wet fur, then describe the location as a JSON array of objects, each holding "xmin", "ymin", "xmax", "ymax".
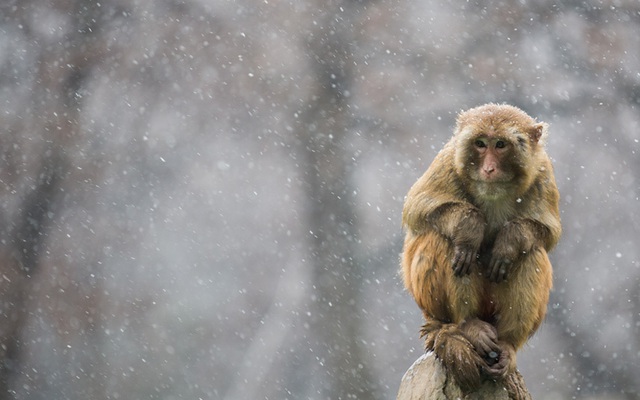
[{"xmin": 401, "ymin": 104, "xmax": 561, "ymax": 391}]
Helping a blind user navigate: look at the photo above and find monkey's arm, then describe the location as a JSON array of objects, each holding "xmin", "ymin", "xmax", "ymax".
[
  {"xmin": 403, "ymin": 146, "xmax": 485, "ymax": 276},
  {"xmin": 430, "ymin": 204, "xmax": 486, "ymax": 276},
  {"xmin": 488, "ymin": 168, "xmax": 561, "ymax": 282},
  {"xmin": 535, "ymin": 165, "xmax": 562, "ymax": 251},
  {"xmin": 487, "ymin": 218, "xmax": 550, "ymax": 282},
  {"xmin": 402, "ymin": 145, "xmax": 464, "ymax": 233},
  {"xmin": 405, "ymin": 198, "xmax": 486, "ymax": 276}
]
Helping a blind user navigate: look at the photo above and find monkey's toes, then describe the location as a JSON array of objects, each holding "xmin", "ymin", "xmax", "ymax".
[
  {"xmin": 483, "ymin": 348, "xmax": 513, "ymax": 378},
  {"xmin": 484, "ymin": 360, "xmax": 509, "ymax": 378},
  {"xmin": 484, "ymin": 350, "xmax": 500, "ymax": 366}
]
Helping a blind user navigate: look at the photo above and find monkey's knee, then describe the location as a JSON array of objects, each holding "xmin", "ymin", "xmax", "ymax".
[
  {"xmin": 494, "ymin": 253, "xmax": 551, "ymax": 348},
  {"xmin": 494, "ymin": 308, "xmax": 540, "ymax": 351}
]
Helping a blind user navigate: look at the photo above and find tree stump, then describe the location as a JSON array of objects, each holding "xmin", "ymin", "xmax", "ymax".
[{"xmin": 396, "ymin": 352, "xmax": 532, "ymax": 400}]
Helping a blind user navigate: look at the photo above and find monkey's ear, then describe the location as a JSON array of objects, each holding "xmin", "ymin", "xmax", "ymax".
[{"xmin": 529, "ymin": 122, "xmax": 548, "ymax": 144}]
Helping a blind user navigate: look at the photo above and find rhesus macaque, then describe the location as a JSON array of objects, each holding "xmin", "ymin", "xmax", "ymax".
[{"xmin": 401, "ymin": 104, "xmax": 561, "ymax": 391}]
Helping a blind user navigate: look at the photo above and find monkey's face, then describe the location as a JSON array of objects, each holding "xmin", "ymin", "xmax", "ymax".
[
  {"xmin": 470, "ymin": 134, "xmax": 526, "ymax": 184},
  {"xmin": 452, "ymin": 104, "xmax": 547, "ymax": 201},
  {"xmin": 454, "ymin": 128, "xmax": 527, "ymax": 200}
]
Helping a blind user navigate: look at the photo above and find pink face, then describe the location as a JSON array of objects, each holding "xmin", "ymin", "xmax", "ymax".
[{"xmin": 472, "ymin": 137, "xmax": 511, "ymax": 182}]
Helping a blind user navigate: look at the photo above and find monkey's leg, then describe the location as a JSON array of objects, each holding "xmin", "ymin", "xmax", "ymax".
[
  {"xmin": 403, "ymin": 232, "xmax": 485, "ymax": 323},
  {"xmin": 490, "ymin": 247, "xmax": 553, "ymax": 377},
  {"xmin": 404, "ymin": 232, "xmax": 492, "ymax": 390}
]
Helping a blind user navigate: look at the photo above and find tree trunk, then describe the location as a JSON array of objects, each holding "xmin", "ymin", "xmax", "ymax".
[{"xmin": 396, "ymin": 352, "xmax": 532, "ymax": 400}]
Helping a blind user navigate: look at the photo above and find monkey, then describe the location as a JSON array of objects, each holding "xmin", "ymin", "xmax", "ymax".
[{"xmin": 401, "ymin": 103, "xmax": 561, "ymax": 391}]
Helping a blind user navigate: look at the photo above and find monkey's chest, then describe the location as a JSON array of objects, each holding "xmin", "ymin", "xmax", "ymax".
[
  {"xmin": 479, "ymin": 201, "xmax": 517, "ymax": 239},
  {"xmin": 480, "ymin": 199, "xmax": 515, "ymax": 221}
]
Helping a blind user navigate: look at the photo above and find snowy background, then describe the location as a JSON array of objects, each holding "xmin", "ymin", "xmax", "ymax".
[{"xmin": 1, "ymin": 1, "xmax": 639, "ymax": 399}]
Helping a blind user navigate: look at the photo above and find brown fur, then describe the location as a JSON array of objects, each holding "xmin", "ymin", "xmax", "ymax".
[{"xmin": 401, "ymin": 104, "xmax": 561, "ymax": 391}]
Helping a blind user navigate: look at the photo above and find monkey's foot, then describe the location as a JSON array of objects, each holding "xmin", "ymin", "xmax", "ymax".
[
  {"xmin": 483, "ymin": 342, "xmax": 516, "ymax": 379},
  {"xmin": 459, "ymin": 319, "xmax": 501, "ymax": 361}
]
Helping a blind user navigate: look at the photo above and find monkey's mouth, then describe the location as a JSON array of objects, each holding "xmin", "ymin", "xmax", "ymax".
[{"xmin": 474, "ymin": 173, "xmax": 513, "ymax": 184}]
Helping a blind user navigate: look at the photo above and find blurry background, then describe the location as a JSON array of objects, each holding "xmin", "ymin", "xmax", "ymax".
[{"xmin": 1, "ymin": 0, "xmax": 639, "ymax": 399}]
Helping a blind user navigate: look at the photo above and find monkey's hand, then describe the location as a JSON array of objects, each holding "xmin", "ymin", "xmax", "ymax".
[
  {"xmin": 483, "ymin": 341, "xmax": 516, "ymax": 379},
  {"xmin": 487, "ymin": 254, "xmax": 513, "ymax": 283},
  {"xmin": 460, "ymin": 320, "xmax": 516, "ymax": 379},
  {"xmin": 452, "ymin": 209, "xmax": 485, "ymax": 276},
  {"xmin": 459, "ymin": 319, "xmax": 502, "ymax": 364},
  {"xmin": 487, "ymin": 224, "xmax": 521, "ymax": 282},
  {"xmin": 452, "ymin": 244, "xmax": 480, "ymax": 276}
]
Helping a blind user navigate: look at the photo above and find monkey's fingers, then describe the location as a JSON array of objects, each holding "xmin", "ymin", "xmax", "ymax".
[
  {"xmin": 452, "ymin": 251, "xmax": 469, "ymax": 276},
  {"xmin": 452, "ymin": 248, "xmax": 465, "ymax": 275},
  {"xmin": 485, "ymin": 342, "xmax": 516, "ymax": 378},
  {"xmin": 486, "ymin": 260, "xmax": 498, "ymax": 281},
  {"xmin": 476, "ymin": 337, "xmax": 502, "ymax": 360},
  {"xmin": 483, "ymin": 351, "xmax": 511, "ymax": 378},
  {"xmin": 453, "ymin": 246, "xmax": 475, "ymax": 276},
  {"xmin": 460, "ymin": 251, "xmax": 474, "ymax": 275},
  {"xmin": 487, "ymin": 258, "xmax": 510, "ymax": 283}
]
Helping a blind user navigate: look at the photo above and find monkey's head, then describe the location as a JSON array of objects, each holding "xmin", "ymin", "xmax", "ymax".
[{"xmin": 453, "ymin": 103, "xmax": 549, "ymax": 200}]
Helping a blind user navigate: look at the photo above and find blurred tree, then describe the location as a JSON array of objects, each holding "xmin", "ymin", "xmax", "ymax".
[
  {"xmin": 0, "ymin": 1, "xmax": 115, "ymax": 397},
  {"xmin": 1, "ymin": 0, "xmax": 639, "ymax": 399},
  {"xmin": 295, "ymin": 1, "xmax": 380, "ymax": 398}
]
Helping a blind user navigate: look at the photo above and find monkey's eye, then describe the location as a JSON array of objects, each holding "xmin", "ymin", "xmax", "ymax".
[
  {"xmin": 495, "ymin": 140, "xmax": 507, "ymax": 149},
  {"xmin": 474, "ymin": 139, "xmax": 486, "ymax": 148}
]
